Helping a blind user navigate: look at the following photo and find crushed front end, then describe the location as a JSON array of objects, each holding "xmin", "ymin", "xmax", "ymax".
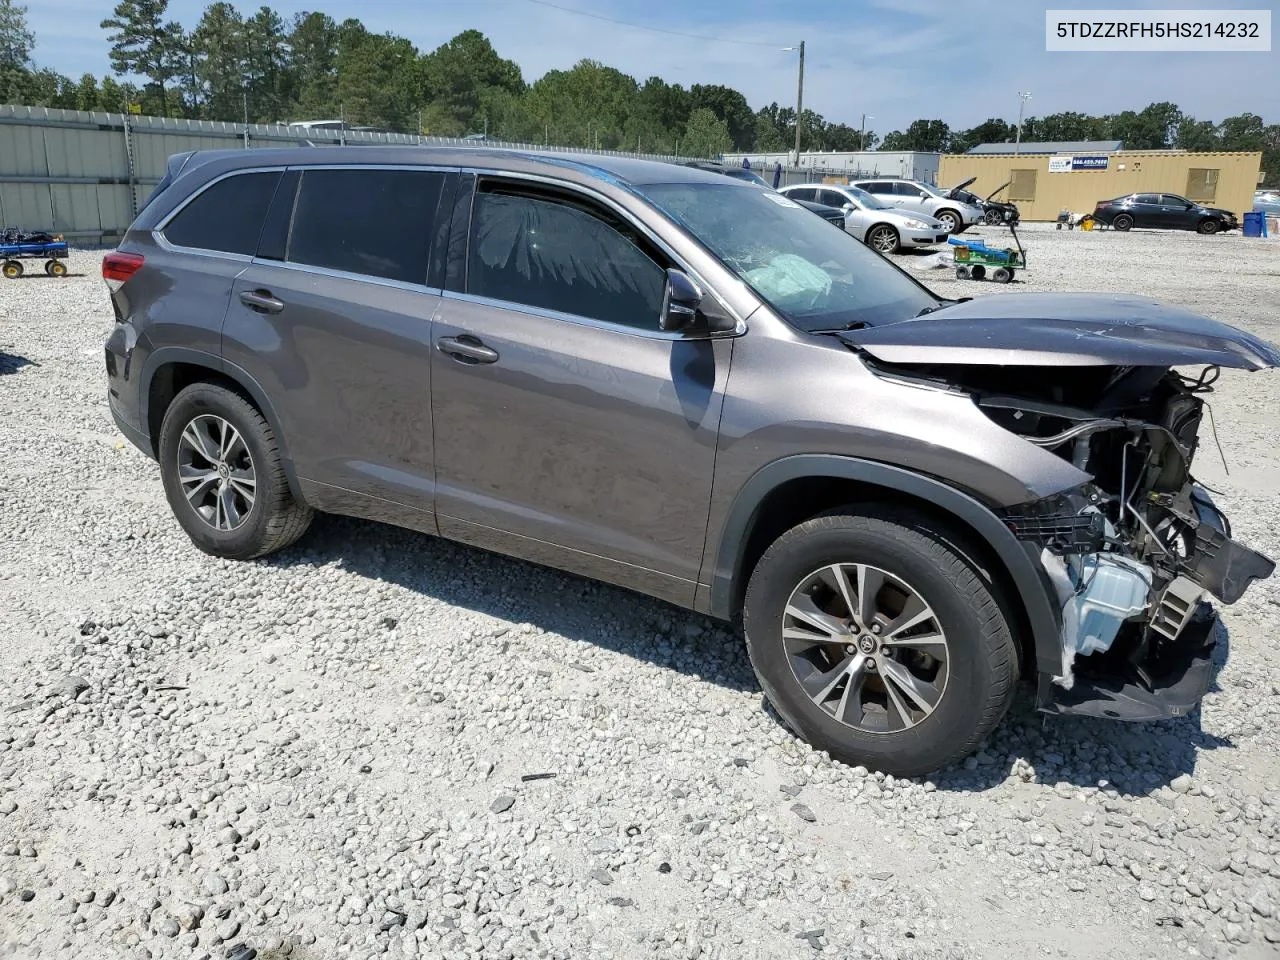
[
  {"xmin": 980, "ymin": 364, "xmax": 1274, "ymax": 720},
  {"xmin": 839, "ymin": 293, "xmax": 1280, "ymax": 721}
]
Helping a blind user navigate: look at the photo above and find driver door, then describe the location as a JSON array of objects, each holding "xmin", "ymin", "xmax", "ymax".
[{"xmin": 429, "ymin": 176, "xmax": 733, "ymax": 606}]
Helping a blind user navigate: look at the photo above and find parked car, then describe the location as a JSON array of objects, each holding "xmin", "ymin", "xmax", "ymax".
[
  {"xmin": 1252, "ymin": 192, "xmax": 1280, "ymax": 216},
  {"xmin": 679, "ymin": 161, "xmax": 846, "ymax": 227},
  {"xmin": 778, "ymin": 183, "xmax": 949, "ymax": 253},
  {"xmin": 1092, "ymin": 193, "xmax": 1239, "ymax": 233},
  {"xmin": 103, "ymin": 147, "xmax": 1278, "ymax": 776},
  {"xmin": 943, "ymin": 177, "xmax": 1020, "ymax": 226},
  {"xmin": 848, "ymin": 178, "xmax": 983, "ymax": 234}
]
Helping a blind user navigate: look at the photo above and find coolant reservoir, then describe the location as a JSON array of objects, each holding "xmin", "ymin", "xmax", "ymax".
[{"xmin": 1067, "ymin": 554, "xmax": 1153, "ymax": 657}]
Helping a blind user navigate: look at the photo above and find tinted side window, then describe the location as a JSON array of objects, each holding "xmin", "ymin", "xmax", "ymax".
[
  {"xmin": 786, "ymin": 187, "xmax": 816, "ymax": 201},
  {"xmin": 893, "ymin": 182, "xmax": 924, "ymax": 197},
  {"xmin": 819, "ymin": 190, "xmax": 848, "ymax": 207},
  {"xmin": 862, "ymin": 181, "xmax": 892, "ymax": 194},
  {"xmin": 288, "ymin": 169, "xmax": 443, "ymax": 284},
  {"xmin": 1161, "ymin": 194, "xmax": 1188, "ymax": 206},
  {"xmin": 1135, "ymin": 194, "xmax": 1160, "ymax": 204},
  {"xmin": 163, "ymin": 171, "xmax": 282, "ymax": 255},
  {"xmin": 468, "ymin": 190, "xmax": 666, "ymax": 330}
]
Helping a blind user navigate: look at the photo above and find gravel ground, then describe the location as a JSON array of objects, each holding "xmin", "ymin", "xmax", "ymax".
[{"xmin": 1, "ymin": 225, "xmax": 1279, "ymax": 960}]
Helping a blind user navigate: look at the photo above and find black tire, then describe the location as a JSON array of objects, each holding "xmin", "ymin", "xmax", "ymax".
[
  {"xmin": 935, "ymin": 208, "xmax": 962, "ymax": 234},
  {"xmin": 1112, "ymin": 214, "xmax": 1133, "ymax": 232},
  {"xmin": 1197, "ymin": 218, "xmax": 1221, "ymax": 235},
  {"xmin": 970, "ymin": 264, "xmax": 987, "ymax": 281},
  {"xmin": 984, "ymin": 209, "xmax": 1003, "ymax": 226},
  {"xmin": 955, "ymin": 265, "xmax": 971, "ymax": 279},
  {"xmin": 865, "ymin": 223, "xmax": 900, "ymax": 254},
  {"xmin": 45, "ymin": 260, "xmax": 68, "ymax": 277},
  {"xmin": 992, "ymin": 267, "xmax": 1012, "ymax": 283},
  {"xmin": 2, "ymin": 261, "xmax": 22, "ymax": 279},
  {"xmin": 158, "ymin": 382, "xmax": 313, "ymax": 560},
  {"xmin": 742, "ymin": 508, "xmax": 1017, "ymax": 777}
]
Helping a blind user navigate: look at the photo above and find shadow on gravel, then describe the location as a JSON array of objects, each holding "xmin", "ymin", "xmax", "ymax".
[
  {"xmin": 926, "ymin": 621, "xmax": 1235, "ymax": 796},
  {"xmin": 277, "ymin": 515, "xmax": 1237, "ymax": 794},
  {"xmin": 0, "ymin": 350, "xmax": 35, "ymax": 375},
  {"xmin": 273, "ymin": 513, "xmax": 761, "ymax": 694}
]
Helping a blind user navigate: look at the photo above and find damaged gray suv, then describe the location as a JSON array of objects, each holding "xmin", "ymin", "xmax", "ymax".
[{"xmin": 103, "ymin": 148, "xmax": 1278, "ymax": 776}]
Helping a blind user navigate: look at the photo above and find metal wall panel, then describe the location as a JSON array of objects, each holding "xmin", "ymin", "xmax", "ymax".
[{"xmin": 0, "ymin": 103, "xmax": 684, "ymax": 239}]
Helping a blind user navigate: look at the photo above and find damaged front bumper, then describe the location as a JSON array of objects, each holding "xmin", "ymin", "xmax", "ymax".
[{"xmin": 1017, "ymin": 487, "xmax": 1274, "ymax": 721}]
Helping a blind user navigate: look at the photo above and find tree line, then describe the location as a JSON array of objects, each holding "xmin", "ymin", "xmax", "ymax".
[{"xmin": 1, "ymin": 0, "xmax": 1276, "ymax": 180}]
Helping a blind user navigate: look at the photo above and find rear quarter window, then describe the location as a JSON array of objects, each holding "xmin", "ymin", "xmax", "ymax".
[{"xmin": 161, "ymin": 171, "xmax": 283, "ymax": 255}]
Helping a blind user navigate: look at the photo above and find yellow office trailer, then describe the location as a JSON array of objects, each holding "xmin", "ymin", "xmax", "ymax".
[{"xmin": 937, "ymin": 151, "xmax": 1262, "ymax": 222}]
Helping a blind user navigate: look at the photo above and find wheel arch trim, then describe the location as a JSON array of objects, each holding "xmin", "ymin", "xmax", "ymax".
[
  {"xmin": 705, "ymin": 454, "xmax": 1062, "ymax": 675},
  {"xmin": 140, "ymin": 346, "xmax": 305, "ymax": 502}
]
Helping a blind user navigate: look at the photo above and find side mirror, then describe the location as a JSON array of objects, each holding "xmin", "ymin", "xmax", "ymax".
[
  {"xmin": 660, "ymin": 268, "xmax": 737, "ymax": 335},
  {"xmin": 842, "ymin": 203, "xmax": 855, "ymax": 212}
]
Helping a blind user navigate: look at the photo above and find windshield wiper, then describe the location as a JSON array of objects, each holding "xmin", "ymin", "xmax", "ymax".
[{"xmin": 915, "ymin": 296, "xmax": 971, "ymax": 317}]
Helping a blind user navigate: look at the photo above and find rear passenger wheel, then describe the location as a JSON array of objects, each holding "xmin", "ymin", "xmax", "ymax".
[
  {"xmin": 742, "ymin": 508, "xmax": 1017, "ymax": 777},
  {"xmin": 866, "ymin": 224, "xmax": 900, "ymax": 254},
  {"xmin": 1112, "ymin": 214, "xmax": 1133, "ymax": 231},
  {"xmin": 158, "ymin": 382, "xmax": 313, "ymax": 560}
]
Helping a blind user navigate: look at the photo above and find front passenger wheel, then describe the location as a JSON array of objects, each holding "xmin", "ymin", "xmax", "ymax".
[
  {"xmin": 866, "ymin": 224, "xmax": 900, "ymax": 254},
  {"xmin": 742, "ymin": 508, "xmax": 1017, "ymax": 777},
  {"xmin": 158, "ymin": 382, "xmax": 313, "ymax": 560},
  {"xmin": 1197, "ymin": 218, "xmax": 1221, "ymax": 234}
]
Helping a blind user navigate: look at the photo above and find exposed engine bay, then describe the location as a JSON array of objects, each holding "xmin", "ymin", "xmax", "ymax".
[{"xmin": 863, "ymin": 356, "xmax": 1276, "ymax": 718}]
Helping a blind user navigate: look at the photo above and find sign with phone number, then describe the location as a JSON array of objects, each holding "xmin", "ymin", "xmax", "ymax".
[{"xmin": 1048, "ymin": 156, "xmax": 1110, "ymax": 172}]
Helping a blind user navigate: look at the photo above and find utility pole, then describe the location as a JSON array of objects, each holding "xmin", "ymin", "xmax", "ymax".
[
  {"xmin": 781, "ymin": 44, "xmax": 806, "ymax": 164},
  {"xmin": 860, "ymin": 113, "xmax": 874, "ymax": 151},
  {"xmin": 1015, "ymin": 91, "xmax": 1032, "ymax": 155},
  {"xmin": 242, "ymin": 91, "xmax": 250, "ymax": 149}
]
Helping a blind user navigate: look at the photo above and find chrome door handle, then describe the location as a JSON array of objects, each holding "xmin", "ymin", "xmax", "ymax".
[
  {"xmin": 438, "ymin": 335, "xmax": 499, "ymax": 364},
  {"xmin": 239, "ymin": 289, "xmax": 284, "ymax": 314}
]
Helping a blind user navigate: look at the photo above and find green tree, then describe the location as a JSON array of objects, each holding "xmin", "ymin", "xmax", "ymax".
[
  {"xmin": 525, "ymin": 59, "xmax": 638, "ymax": 149},
  {"xmin": 242, "ymin": 5, "xmax": 287, "ymax": 121},
  {"xmin": 335, "ymin": 21, "xmax": 419, "ymax": 130},
  {"xmin": 283, "ymin": 11, "xmax": 338, "ymax": 118},
  {"xmin": 689, "ymin": 83, "xmax": 754, "ymax": 150},
  {"xmin": 880, "ymin": 118, "xmax": 950, "ymax": 152},
  {"xmin": 190, "ymin": 2, "xmax": 245, "ymax": 120},
  {"xmin": 947, "ymin": 118, "xmax": 1014, "ymax": 153},
  {"xmin": 74, "ymin": 73, "xmax": 102, "ymax": 110},
  {"xmin": 422, "ymin": 29, "xmax": 524, "ymax": 135},
  {"xmin": 0, "ymin": 0, "xmax": 33, "ymax": 68},
  {"xmin": 101, "ymin": 0, "xmax": 188, "ymax": 115},
  {"xmin": 1174, "ymin": 118, "xmax": 1219, "ymax": 151},
  {"xmin": 681, "ymin": 107, "xmax": 731, "ymax": 158}
]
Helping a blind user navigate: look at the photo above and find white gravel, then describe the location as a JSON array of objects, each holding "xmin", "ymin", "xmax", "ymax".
[{"xmin": 2, "ymin": 226, "xmax": 1280, "ymax": 960}]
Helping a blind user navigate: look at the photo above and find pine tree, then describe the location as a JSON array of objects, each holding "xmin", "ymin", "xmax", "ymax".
[{"xmin": 100, "ymin": 0, "xmax": 188, "ymax": 116}]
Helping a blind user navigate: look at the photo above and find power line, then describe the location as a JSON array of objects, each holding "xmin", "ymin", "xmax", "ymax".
[{"xmin": 520, "ymin": 0, "xmax": 782, "ymax": 47}]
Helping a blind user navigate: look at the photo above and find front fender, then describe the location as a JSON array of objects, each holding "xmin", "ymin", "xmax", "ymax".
[{"xmin": 704, "ymin": 454, "xmax": 1063, "ymax": 677}]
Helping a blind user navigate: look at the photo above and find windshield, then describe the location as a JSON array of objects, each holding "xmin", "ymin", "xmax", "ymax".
[
  {"xmin": 844, "ymin": 186, "xmax": 890, "ymax": 210},
  {"xmin": 916, "ymin": 182, "xmax": 946, "ymax": 198},
  {"xmin": 640, "ymin": 182, "xmax": 939, "ymax": 331}
]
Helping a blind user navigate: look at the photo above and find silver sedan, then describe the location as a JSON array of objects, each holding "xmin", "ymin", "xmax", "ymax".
[{"xmin": 779, "ymin": 184, "xmax": 951, "ymax": 253}]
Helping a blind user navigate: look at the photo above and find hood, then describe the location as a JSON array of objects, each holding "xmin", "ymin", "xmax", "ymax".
[
  {"xmin": 945, "ymin": 176, "xmax": 977, "ymax": 198},
  {"xmin": 1203, "ymin": 206, "xmax": 1237, "ymax": 218},
  {"xmin": 985, "ymin": 181, "xmax": 1012, "ymax": 202},
  {"xmin": 838, "ymin": 292, "xmax": 1280, "ymax": 370}
]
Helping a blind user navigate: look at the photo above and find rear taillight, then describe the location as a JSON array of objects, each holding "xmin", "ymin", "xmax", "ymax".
[{"xmin": 102, "ymin": 251, "xmax": 144, "ymax": 291}]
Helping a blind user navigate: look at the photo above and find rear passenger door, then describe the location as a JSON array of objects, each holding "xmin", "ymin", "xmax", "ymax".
[
  {"xmin": 1130, "ymin": 194, "xmax": 1161, "ymax": 227},
  {"xmin": 221, "ymin": 165, "xmax": 454, "ymax": 524}
]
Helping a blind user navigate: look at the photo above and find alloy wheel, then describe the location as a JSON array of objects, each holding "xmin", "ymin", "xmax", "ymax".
[
  {"xmin": 782, "ymin": 563, "xmax": 949, "ymax": 734},
  {"xmin": 176, "ymin": 414, "xmax": 257, "ymax": 532},
  {"xmin": 868, "ymin": 226, "xmax": 897, "ymax": 253}
]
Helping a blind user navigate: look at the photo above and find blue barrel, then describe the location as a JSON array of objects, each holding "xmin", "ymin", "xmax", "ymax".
[{"xmin": 1243, "ymin": 211, "xmax": 1263, "ymax": 237}]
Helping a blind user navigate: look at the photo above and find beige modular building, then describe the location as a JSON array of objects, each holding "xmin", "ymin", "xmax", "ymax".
[{"xmin": 937, "ymin": 149, "xmax": 1262, "ymax": 222}]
